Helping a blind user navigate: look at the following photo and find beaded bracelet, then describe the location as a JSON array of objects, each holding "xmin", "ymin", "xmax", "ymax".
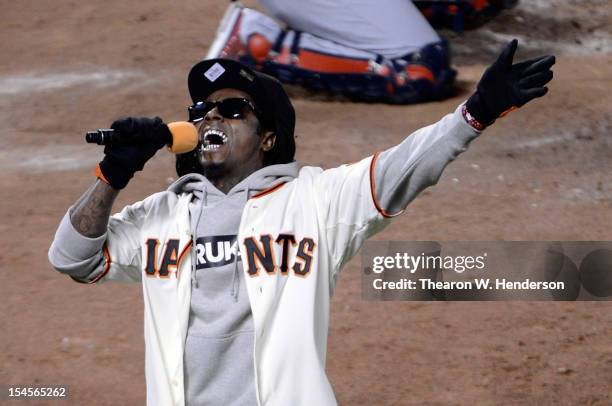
[{"xmin": 461, "ymin": 103, "xmax": 486, "ymax": 131}]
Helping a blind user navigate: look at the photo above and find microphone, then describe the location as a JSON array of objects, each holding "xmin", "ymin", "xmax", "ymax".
[{"xmin": 85, "ymin": 121, "xmax": 198, "ymax": 154}]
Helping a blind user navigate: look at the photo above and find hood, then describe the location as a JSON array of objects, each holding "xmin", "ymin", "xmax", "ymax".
[{"xmin": 167, "ymin": 161, "xmax": 301, "ymax": 201}]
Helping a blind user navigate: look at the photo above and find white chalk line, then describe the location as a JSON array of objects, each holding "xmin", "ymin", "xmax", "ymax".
[
  {"xmin": 0, "ymin": 144, "xmax": 100, "ymax": 173},
  {"xmin": 0, "ymin": 70, "xmax": 142, "ymax": 96}
]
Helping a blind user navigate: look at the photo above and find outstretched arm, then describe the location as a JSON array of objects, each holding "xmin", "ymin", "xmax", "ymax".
[
  {"xmin": 373, "ymin": 105, "xmax": 479, "ymax": 216},
  {"xmin": 320, "ymin": 41, "xmax": 555, "ymax": 278},
  {"xmin": 374, "ymin": 39, "xmax": 555, "ymax": 215}
]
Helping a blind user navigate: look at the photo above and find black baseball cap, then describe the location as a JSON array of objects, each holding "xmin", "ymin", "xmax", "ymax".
[{"xmin": 187, "ymin": 58, "xmax": 296, "ymax": 164}]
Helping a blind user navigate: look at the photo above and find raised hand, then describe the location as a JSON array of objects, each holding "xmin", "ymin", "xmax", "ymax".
[{"xmin": 466, "ymin": 39, "xmax": 555, "ymax": 126}]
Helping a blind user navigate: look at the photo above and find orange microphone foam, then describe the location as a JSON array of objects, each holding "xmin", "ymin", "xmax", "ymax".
[{"xmin": 167, "ymin": 121, "xmax": 198, "ymax": 154}]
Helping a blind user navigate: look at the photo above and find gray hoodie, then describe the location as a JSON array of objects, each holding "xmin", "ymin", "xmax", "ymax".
[{"xmin": 168, "ymin": 163, "xmax": 299, "ymax": 406}]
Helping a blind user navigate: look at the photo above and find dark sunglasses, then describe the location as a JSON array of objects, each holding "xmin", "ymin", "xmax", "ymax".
[{"xmin": 188, "ymin": 97, "xmax": 261, "ymax": 123}]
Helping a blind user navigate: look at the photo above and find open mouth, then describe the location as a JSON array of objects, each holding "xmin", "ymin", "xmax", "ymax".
[{"xmin": 200, "ymin": 128, "xmax": 228, "ymax": 152}]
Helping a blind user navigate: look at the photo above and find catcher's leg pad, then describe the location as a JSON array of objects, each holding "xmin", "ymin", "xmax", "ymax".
[
  {"xmin": 393, "ymin": 39, "xmax": 457, "ymax": 100},
  {"xmin": 261, "ymin": 31, "xmax": 456, "ymax": 103},
  {"xmin": 206, "ymin": 4, "xmax": 282, "ymax": 62},
  {"xmin": 205, "ymin": 5, "xmax": 455, "ymax": 103}
]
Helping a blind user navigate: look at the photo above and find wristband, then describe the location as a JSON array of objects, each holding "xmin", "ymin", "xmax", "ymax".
[
  {"xmin": 95, "ymin": 164, "xmax": 111, "ymax": 185},
  {"xmin": 462, "ymin": 103, "xmax": 486, "ymax": 131}
]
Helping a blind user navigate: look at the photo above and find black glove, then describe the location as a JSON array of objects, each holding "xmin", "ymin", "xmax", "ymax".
[
  {"xmin": 466, "ymin": 39, "xmax": 555, "ymax": 126},
  {"xmin": 98, "ymin": 117, "xmax": 170, "ymax": 189}
]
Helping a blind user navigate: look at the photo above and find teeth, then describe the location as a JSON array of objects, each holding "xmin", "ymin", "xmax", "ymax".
[
  {"xmin": 199, "ymin": 128, "xmax": 228, "ymax": 153},
  {"xmin": 200, "ymin": 143, "xmax": 222, "ymax": 152},
  {"xmin": 204, "ymin": 129, "xmax": 228, "ymax": 143}
]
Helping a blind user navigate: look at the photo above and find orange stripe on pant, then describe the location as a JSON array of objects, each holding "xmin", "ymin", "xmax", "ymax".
[{"xmin": 274, "ymin": 48, "xmax": 371, "ymax": 74}]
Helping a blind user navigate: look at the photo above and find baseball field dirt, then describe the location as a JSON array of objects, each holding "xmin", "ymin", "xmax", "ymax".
[{"xmin": 2, "ymin": 0, "xmax": 611, "ymax": 405}]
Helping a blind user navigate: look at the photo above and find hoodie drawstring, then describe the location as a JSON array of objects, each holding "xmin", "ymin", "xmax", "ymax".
[
  {"xmin": 229, "ymin": 186, "xmax": 250, "ymax": 302},
  {"xmin": 230, "ymin": 258, "xmax": 240, "ymax": 302},
  {"xmin": 191, "ymin": 186, "xmax": 207, "ymax": 289}
]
